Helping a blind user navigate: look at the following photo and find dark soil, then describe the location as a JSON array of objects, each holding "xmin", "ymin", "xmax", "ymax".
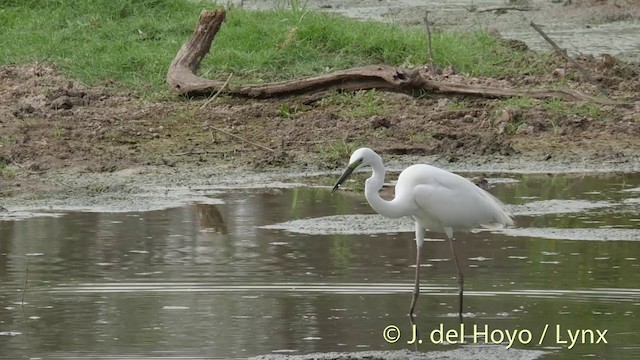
[{"xmin": 0, "ymin": 50, "xmax": 638, "ymax": 197}]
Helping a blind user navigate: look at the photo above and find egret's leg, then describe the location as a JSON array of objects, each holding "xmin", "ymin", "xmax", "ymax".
[
  {"xmin": 408, "ymin": 243, "xmax": 423, "ymax": 317},
  {"xmin": 409, "ymin": 224, "xmax": 425, "ymax": 317},
  {"xmin": 447, "ymin": 235, "xmax": 464, "ymax": 322}
]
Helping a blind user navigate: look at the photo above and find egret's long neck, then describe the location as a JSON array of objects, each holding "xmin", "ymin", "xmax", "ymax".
[{"xmin": 364, "ymin": 158, "xmax": 409, "ymax": 219}]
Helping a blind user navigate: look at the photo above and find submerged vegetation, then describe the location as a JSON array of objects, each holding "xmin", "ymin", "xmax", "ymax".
[{"xmin": 1, "ymin": 0, "xmax": 548, "ymax": 97}]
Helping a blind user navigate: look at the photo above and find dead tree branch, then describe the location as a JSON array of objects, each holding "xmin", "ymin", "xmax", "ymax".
[
  {"xmin": 530, "ymin": 21, "xmax": 608, "ymax": 96},
  {"xmin": 476, "ymin": 6, "xmax": 534, "ymax": 13},
  {"xmin": 423, "ymin": 11, "xmax": 437, "ymax": 76},
  {"xmin": 200, "ymin": 73, "xmax": 233, "ymax": 109},
  {"xmin": 207, "ymin": 125, "xmax": 276, "ymax": 153},
  {"xmin": 166, "ymin": 9, "xmax": 621, "ymax": 105}
]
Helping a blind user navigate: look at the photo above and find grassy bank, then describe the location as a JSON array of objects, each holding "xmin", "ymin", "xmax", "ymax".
[{"xmin": 0, "ymin": 0, "xmax": 545, "ymax": 97}]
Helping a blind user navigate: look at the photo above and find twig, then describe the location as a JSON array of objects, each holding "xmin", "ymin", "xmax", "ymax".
[
  {"xmin": 423, "ymin": 11, "xmax": 437, "ymax": 76},
  {"xmin": 200, "ymin": 73, "xmax": 233, "ymax": 109},
  {"xmin": 530, "ymin": 21, "xmax": 608, "ymax": 96},
  {"xmin": 7, "ymin": 156, "xmax": 46, "ymax": 175},
  {"xmin": 168, "ymin": 116, "xmax": 277, "ymax": 157},
  {"xmin": 206, "ymin": 126, "xmax": 276, "ymax": 153},
  {"xmin": 476, "ymin": 6, "xmax": 534, "ymax": 13},
  {"xmin": 169, "ymin": 149, "xmax": 233, "ymax": 156},
  {"xmin": 285, "ymin": 139, "xmax": 328, "ymax": 145}
]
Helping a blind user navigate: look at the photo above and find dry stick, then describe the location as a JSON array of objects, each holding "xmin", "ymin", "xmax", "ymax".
[
  {"xmin": 200, "ymin": 73, "xmax": 233, "ymax": 110},
  {"xmin": 208, "ymin": 126, "xmax": 276, "ymax": 153},
  {"xmin": 476, "ymin": 6, "xmax": 533, "ymax": 13},
  {"xmin": 423, "ymin": 11, "xmax": 437, "ymax": 76},
  {"xmin": 169, "ymin": 149, "xmax": 233, "ymax": 156},
  {"xmin": 8, "ymin": 155, "xmax": 46, "ymax": 175},
  {"xmin": 530, "ymin": 21, "xmax": 608, "ymax": 96}
]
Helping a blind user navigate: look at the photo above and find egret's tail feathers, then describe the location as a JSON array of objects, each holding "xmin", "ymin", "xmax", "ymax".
[
  {"xmin": 477, "ymin": 190, "xmax": 515, "ymax": 228},
  {"xmin": 496, "ymin": 210, "xmax": 515, "ymax": 228}
]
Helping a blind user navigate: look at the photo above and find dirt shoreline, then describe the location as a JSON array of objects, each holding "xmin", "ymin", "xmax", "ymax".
[{"xmin": 1, "ymin": 152, "xmax": 638, "ymax": 216}]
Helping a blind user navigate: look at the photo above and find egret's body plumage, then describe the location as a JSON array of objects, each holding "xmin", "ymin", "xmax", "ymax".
[{"xmin": 332, "ymin": 147, "xmax": 513, "ymax": 318}]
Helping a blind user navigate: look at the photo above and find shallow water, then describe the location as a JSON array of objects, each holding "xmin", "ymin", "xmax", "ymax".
[{"xmin": 0, "ymin": 172, "xmax": 639, "ymax": 359}]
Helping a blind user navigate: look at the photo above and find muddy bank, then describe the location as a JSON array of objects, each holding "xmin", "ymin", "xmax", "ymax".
[
  {"xmin": 2, "ymin": 61, "xmax": 636, "ymax": 179},
  {"xmin": 2, "ymin": 160, "xmax": 639, "ymax": 224},
  {"xmin": 1, "ymin": 155, "xmax": 638, "ymax": 212},
  {"xmin": 3, "ymin": 152, "xmax": 638, "ymax": 210}
]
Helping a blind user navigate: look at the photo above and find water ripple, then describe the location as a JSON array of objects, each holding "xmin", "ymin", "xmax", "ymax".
[
  {"xmin": 47, "ymin": 282, "xmax": 640, "ymax": 302},
  {"xmin": 499, "ymin": 227, "xmax": 640, "ymax": 241}
]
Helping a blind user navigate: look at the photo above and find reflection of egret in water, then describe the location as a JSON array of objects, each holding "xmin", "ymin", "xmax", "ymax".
[
  {"xmin": 409, "ymin": 315, "xmax": 419, "ymax": 351},
  {"xmin": 330, "ymin": 235, "xmax": 354, "ymax": 272},
  {"xmin": 194, "ymin": 204, "xmax": 227, "ymax": 234},
  {"xmin": 0, "ymin": 220, "xmax": 14, "ymax": 276}
]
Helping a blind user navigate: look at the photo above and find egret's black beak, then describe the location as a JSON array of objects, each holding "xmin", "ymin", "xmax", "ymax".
[{"xmin": 331, "ymin": 160, "xmax": 361, "ymax": 194}]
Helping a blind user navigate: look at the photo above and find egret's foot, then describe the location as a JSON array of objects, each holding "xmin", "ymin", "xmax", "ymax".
[
  {"xmin": 409, "ymin": 292, "xmax": 419, "ymax": 318},
  {"xmin": 408, "ymin": 303, "xmax": 417, "ymax": 318}
]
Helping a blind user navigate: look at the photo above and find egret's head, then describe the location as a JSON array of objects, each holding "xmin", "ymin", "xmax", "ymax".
[{"xmin": 331, "ymin": 147, "xmax": 377, "ymax": 193}]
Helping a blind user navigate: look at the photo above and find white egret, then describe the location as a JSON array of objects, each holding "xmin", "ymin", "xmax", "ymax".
[{"xmin": 332, "ymin": 148, "xmax": 513, "ymax": 319}]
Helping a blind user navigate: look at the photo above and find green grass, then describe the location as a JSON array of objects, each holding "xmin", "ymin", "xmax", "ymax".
[
  {"xmin": 496, "ymin": 97, "xmax": 606, "ymax": 121},
  {"xmin": 498, "ymin": 96, "xmax": 537, "ymax": 110},
  {"xmin": 542, "ymin": 99, "xmax": 606, "ymax": 120},
  {"xmin": 319, "ymin": 89, "xmax": 387, "ymax": 118},
  {"xmin": 315, "ymin": 139, "xmax": 362, "ymax": 168},
  {"xmin": 0, "ymin": 156, "xmax": 17, "ymax": 178},
  {"xmin": 446, "ymin": 100, "xmax": 470, "ymax": 111},
  {"xmin": 0, "ymin": 0, "xmax": 201, "ymax": 97},
  {"xmin": 491, "ymin": 97, "xmax": 534, "ymax": 134},
  {"xmin": 0, "ymin": 0, "xmax": 547, "ymax": 97},
  {"xmin": 490, "ymin": 96, "xmax": 608, "ymax": 134}
]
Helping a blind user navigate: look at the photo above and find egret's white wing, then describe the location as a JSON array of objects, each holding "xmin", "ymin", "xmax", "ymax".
[{"xmin": 408, "ymin": 166, "xmax": 513, "ymax": 231}]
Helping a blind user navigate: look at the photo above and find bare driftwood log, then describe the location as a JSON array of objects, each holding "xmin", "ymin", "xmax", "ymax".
[
  {"xmin": 167, "ymin": 9, "xmax": 226, "ymax": 95},
  {"xmin": 167, "ymin": 9, "xmax": 620, "ymax": 105}
]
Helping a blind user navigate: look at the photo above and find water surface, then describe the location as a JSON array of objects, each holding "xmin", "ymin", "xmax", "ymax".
[{"xmin": 0, "ymin": 172, "xmax": 639, "ymax": 359}]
